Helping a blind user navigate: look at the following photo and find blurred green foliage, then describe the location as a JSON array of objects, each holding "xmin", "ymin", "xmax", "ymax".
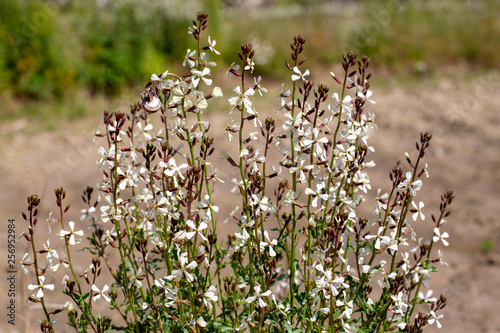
[
  {"xmin": 355, "ymin": 0, "xmax": 500, "ymax": 73},
  {"xmin": 480, "ymin": 238, "xmax": 495, "ymax": 253},
  {"xmin": 0, "ymin": 0, "xmax": 499, "ymax": 106},
  {"xmin": 0, "ymin": 0, "xmax": 193, "ymax": 100}
]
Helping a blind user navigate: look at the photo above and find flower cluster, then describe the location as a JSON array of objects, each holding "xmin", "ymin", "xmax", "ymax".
[{"xmin": 20, "ymin": 12, "xmax": 453, "ymax": 333}]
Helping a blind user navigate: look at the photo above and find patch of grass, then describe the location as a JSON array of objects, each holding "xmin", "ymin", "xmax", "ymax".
[{"xmin": 480, "ymin": 239, "xmax": 495, "ymax": 253}]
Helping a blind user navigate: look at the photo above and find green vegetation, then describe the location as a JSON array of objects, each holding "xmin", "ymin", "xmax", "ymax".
[
  {"xmin": 355, "ymin": 0, "xmax": 500, "ymax": 73},
  {"xmin": 1, "ymin": 0, "xmax": 499, "ymax": 122},
  {"xmin": 0, "ymin": 0, "xmax": 192, "ymax": 100},
  {"xmin": 480, "ymin": 239, "xmax": 495, "ymax": 253}
]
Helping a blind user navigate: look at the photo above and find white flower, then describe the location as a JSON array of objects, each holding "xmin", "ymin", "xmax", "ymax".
[
  {"xmin": 437, "ymin": 249, "xmax": 448, "ymax": 267},
  {"xmin": 185, "ymin": 220, "xmax": 208, "ymax": 241},
  {"xmin": 200, "ymin": 52, "xmax": 216, "ymax": 67},
  {"xmin": 251, "ymin": 195, "xmax": 276, "ymax": 214},
  {"xmin": 253, "ymin": 76, "xmax": 268, "ymax": 96},
  {"xmin": 183, "ymin": 49, "xmax": 196, "ymax": 68},
  {"xmin": 92, "ymin": 284, "xmax": 111, "ymax": 303},
  {"xmin": 260, "ymin": 231, "xmax": 278, "ymax": 257},
  {"xmin": 28, "ymin": 276, "xmax": 54, "ymax": 298},
  {"xmin": 154, "ymin": 279, "xmax": 178, "ymax": 307},
  {"xmin": 433, "ymin": 227, "xmax": 449, "ymax": 246},
  {"xmin": 411, "ymin": 201, "xmax": 425, "ymax": 221},
  {"xmin": 353, "ymin": 171, "xmax": 371, "ymax": 193},
  {"xmin": 129, "ymin": 268, "xmax": 144, "ymax": 289},
  {"xmin": 330, "ymin": 93, "xmax": 352, "ymax": 113},
  {"xmin": 190, "ymin": 315, "xmax": 207, "ymax": 328},
  {"xmin": 289, "ymin": 156, "xmax": 314, "ymax": 184},
  {"xmin": 291, "ymin": 66, "xmax": 310, "ymax": 81},
  {"xmin": 19, "ymin": 253, "xmax": 31, "ymax": 275},
  {"xmin": 226, "ymin": 62, "xmax": 240, "ymax": 77},
  {"xmin": 203, "ymin": 285, "xmax": 218, "ymax": 310},
  {"xmin": 391, "ymin": 291, "xmax": 408, "ymax": 315},
  {"xmin": 151, "ymin": 70, "xmax": 169, "ymax": 82},
  {"xmin": 191, "ymin": 67, "xmax": 212, "ymax": 87},
  {"xmin": 101, "ymin": 228, "xmax": 118, "ymax": 246},
  {"xmin": 412, "ymin": 265, "xmax": 430, "ymax": 283},
  {"xmin": 166, "ymin": 252, "xmax": 197, "ymax": 282},
  {"xmin": 97, "ymin": 145, "xmax": 116, "ymax": 169},
  {"xmin": 419, "ymin": 290, "xmax": 437, "ymax": 303},
  {"xmin": 117, "ymin": 165, "xmax": 139, "ymax": 191},
  {"xmin": 159, "ymin": 159, "xmax": 187, "ymax": 180},
  {"xmin": 398, "ymin": 172, "xmax": 422, "ymax": 196},
  {"xmin": 63, "ymin": 301, "xmax": 74, "ymax": 312},
  {"xmin": 337, "ymin": 143, "xmax": 355, "ymax": 162},
  {"xmin": 401, "ymin": 252, "xmax": 411, "ymax": 273},
  {"xmin": 272, "ymin": 294, "xmax": 290, "ymax": 316},
  {"xmin": 246, "ymin": 284, "xmax": 272, "ymax": 308},
  {"xmin": 310, "ymin": 298, "xmax": 330, "ymax": 322},
  {"xmin": 135, "ymin": 122, "xmax": 154, "ymax": 141},
  {"xmin": 57, "ymin": 221, "xmax": 84, "ymax": 245},
  {"xmin": 198, "ymin": 194, "xmax": 219, "ymax": 218},
  {"xmin": 42, "ymin": 239, "xmax": 59, "ymax": 263},
  {"xmin": 357, "ymin": 90, "xmax": 376, "ymax": 104},
  {"xmin": 275, "ymin": 84, "xmax": 291, "ymax": 113},
  {"xmin": 246, "ymin": 150, "xmax": 266, "ymax": 173},
  {"xmin": 244, "ymin": 58, "xmax": 255, "ymax": 72},
  {"xmin": 227, "ymin": 85, "xmax": 254, "ymax": 115},
  {"xmin": 335, "ymin": 291, "xmax": 354, "ymax": 319},
  {"xmin": 423, "ymin": 163, "xmax": 430, "ymax": 178},
  {"xmin": 305, "ymin": 183, "xmax": 328, "ymax": 208},
  {"xmin": 80, "ymin": 206, "xmax": 96, "ymax": 223},
  {"xmin": 207, "ymin": 36, "xmax": 220, "ymax": 55},
  {"xmin": 428, "ymin": 311, "xmax": 444, "ymax": 328},
  {"xmin": 212, "ymin": 86, "xmax": 223, "ymax": 97},
  {"xmin": 372, "ymin": 188, "xmax": 389, "ymax": 212},
  {"xmin": 302, "ymin": 128, "xmax": 328, "ymax": 155},
  {"xmin": 314, "ymin": 264, "xmax": 349, "ymax": 298},
  {"xmin": 50, "ymin": 253, "xmax": 69, "ymax": 272},
  {"xmin": 197, "ymin": 316, "xmax": 207, "ymax": 328},
  {"xmin": 224, "ymin": 119, "xmax": 240, "ymax": 142},
  {"xmin": 245, "ymin": 106, "xmax": 262, "ymax": 127},
  {"xmin": 45, "ymin": 211, "xmax": 57, "ymax": 233},
  {"xmin": 282, "ymin": 110, "xmax": 304, "ymax": 134},
  {"xmin": 365, "ymin": 227, "xmax": 391, "ymax": 250}
]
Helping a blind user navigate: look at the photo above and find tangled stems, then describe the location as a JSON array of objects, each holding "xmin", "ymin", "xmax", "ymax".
[
  {"xmin": 20, "ymin": 12, "xmax": 453, "ymax": 333},
  {"xmin": 54, "ymin": 189, "xmax": 101, "ymax": 333},
  {"xmin": 406, "ymin": 191, "xmax": 454, "ymax": 322},
  {"xmin": 287, "ymin": 36, "xmax": 305, "ymax": 310},
  {"xmin": 110, "ymin": 118, "xmax": 142, "ymax": 331},
  {"xmin": 55, "ymin": 189, "xmax": 82, "ymax": 293},
  {"xmin": 25, "ymin": 196, "xmax": 54, "ymax": 333}
]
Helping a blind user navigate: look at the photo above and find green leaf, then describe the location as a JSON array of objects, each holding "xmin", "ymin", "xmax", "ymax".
[
  {"xmin": 207, "ymin": 321, "xmax": 234, "ymax": 332},
  {"xmin": 283, "ymin": 320, "xmax": 302, "ymax": 333}
]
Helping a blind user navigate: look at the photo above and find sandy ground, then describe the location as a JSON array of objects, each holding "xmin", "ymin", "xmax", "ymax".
[{"xmin": 1, "ymin": 67, "xmax": 500, "ymax": 332}]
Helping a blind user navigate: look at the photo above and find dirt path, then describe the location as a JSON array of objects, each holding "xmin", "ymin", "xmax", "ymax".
[{"xmin": 1, "ymin": 68, "xmax": 499, "ymax": 332}]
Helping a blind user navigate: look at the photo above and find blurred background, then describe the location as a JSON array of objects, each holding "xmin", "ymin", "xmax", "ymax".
[
  {"xmin": 1, "ymin": 0, "xmax": 500, "ymax": 332},
  {"xmin": 1, "ymin": 0, "xmax": 499, "ymax": 125}
]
